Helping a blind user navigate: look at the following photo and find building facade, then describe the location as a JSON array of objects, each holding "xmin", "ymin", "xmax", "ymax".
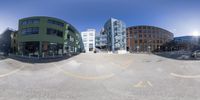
[
  {"xmin": 17, "ymin": 16, "xmax": 84, "ymax": 57},
  {"xmin": 81, "ymin": 29, "xmax": 96, "ymax": 52},
  {"xmin": 95, "ymin": 28, "xmax": 107, "ymax": 50},
  {"xmin": 172, "ymin": 36, "xmax": 200, "ymax": 51},
  {"xmin": 11, "ymin": 31, "xmax": 18, "ymax": 53},
  {"xmin": 103, "ymin": 18, "xmax": 126, "ymax": 53},
  {"xmin": 0, "ymin": 28, "xmax": 15, "ymax": 55},
  {"xmin": 126, "ymin": 25, "xmax": 174, "ymax": 52}
]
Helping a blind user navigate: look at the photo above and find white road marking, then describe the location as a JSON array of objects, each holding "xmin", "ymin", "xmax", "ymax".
[
  {"xmin": 0, "ymin": 66, "xmax": 24, "ymax": 78},
  {"xmin": 170, "ymin": 73, "xmax": 200, "ymax": 79}
]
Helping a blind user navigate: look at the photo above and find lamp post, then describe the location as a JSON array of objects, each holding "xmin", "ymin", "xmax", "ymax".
[
  {"xmin": 148, "ymin": 46, "xmax": 151, "ymax": 54},
  {"xmin": 147, "ymin": 40, "xmax": 152, "ymax": 53},
  {"xmin": 136, "ymin": 45, "xmax": 139, "ymax": 53},
  {"xmin": 158, "ymin": 46, "xmax": 160, "ymax": 52}
]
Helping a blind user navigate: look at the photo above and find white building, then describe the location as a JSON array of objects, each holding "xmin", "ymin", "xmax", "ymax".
[{"xmin": 81, "ymin": 29, "xmax": 96, "ymax": 52}]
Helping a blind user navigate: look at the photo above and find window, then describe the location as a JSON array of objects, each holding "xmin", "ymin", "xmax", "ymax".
[
  {"xmin": 48, "ymin": 19, "xmax": 64, "ymax": 27},
  {"xmin": 89, "ymin": 44, "xmax": 93, "ymax": 48},
  {"xmin": 67, "ymin": 34, "xmax": 70, "ymax": 39},
  {"xmin": 139, "ymin": 34, "xmax": 142, "ymax": 38},
  {"xmin": 70, "ymin": 36, "xmax": 74, "ymax": 42},
  {"xmin": 135, "ymin": 40, "xmax": 138, "ymax": 44},
  {"xmin": 47, "ymin": 28, "xmax": 63, "ymax": 37},
  {"xmin": 68, "ymin": 27, "xmax": 75, "ymax": 33},
  {"xmin": 21, "ymin": 19, "xmax": 40, "ymax": 25},
  {"xmin": 157, "ymin": 40, "xmax": 159, "ymax": 43},
  {"xmin": 129, "ymin": 33, "xmax": 133, "ymax": 37},
  {"xmin": 21, "ymin": 27, "xmax": 39, "ymax": 35},
  {"xmin": 149, "ymin": 35, "xmax": 152, "ymax": 38},
  {"xmin": 89, "ymin": 33, "xmax": 94, "ymax": 36}
]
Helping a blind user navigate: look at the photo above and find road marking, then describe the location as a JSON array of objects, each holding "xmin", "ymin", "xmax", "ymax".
[
  {"xmin": 0, "ymin": 66, "xmax": 24, "ymax": 78},
  {"xmin": 54, "ymin": 64, "xmax": 115, "ymax": 80},
  {"xmin": 134, "ymin": 81, "xmax": 153, "ymax": 88},
  {"xmin": 170, "ymin": 73, "xmax": 200, "ymax": 79},
  {"xmin": 147, "ymin": 81, "xmax": 153, "ymax": 87}
]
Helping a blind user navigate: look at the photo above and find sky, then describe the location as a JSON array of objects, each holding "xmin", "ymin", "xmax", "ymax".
[{"xmin": 0, "ymin": 0, "xmax": 200, "ymax": 37}]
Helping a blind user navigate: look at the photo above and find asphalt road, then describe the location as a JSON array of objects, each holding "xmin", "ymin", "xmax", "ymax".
[{"xmin": 0, "ymin": 53, "xmax": 200, "ymax": 100}]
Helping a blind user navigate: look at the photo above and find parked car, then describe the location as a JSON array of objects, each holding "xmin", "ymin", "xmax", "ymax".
[{"xmin": 191, "ymin": 50, "xmax": 200, "ymax": 58}]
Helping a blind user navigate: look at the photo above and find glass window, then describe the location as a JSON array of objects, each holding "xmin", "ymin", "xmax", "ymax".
[
  {"xmin": 89, "ymin": 33, "xmax": 93, "ymax": 36},
  {"xmin": 47, "ymin": 28, "xmax": 63, "ymax": 37},
  {"xmin": 135, "ymin": 40, "xmax": 138, "ymax": 43},
  {"xmin": 48, "ymin": 19, "xmax": 64, "ymax": 27},
  {"xmin": 21, "ymin": 27, "xmax": 39, "ymax": 35},
  {"xmin": 67, "ymin": 34, "xmax": 70, "ymax": 39},
  {"xmin": 21, "ymin": 19, "xmax": 40, "ymax": 25},
  {"xmin": 139, "ymin": 34, "xmax": 142, "ymax": 38}
]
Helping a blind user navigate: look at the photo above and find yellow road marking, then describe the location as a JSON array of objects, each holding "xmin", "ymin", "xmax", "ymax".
[
  {"xmin": 134, "ymin": 81, "xmax": 145, "ymax": 88},
  {"xmin": 170, "ymin": 73, "xmax": 200, "ymax": 79},
  {"xmin": 54, "ymin": 64, "xmax": 115, "ymax": 80},
  {"xmin": 0, "ymin": 66, "xmax": 24, "ymax": 78},
  {"xmin": 147, "ymin": 81, "xmax": 153, "ymax": 87},
  {"xmin": 134, "ymin": 81, "xmax": 153, "ymax": 88}
]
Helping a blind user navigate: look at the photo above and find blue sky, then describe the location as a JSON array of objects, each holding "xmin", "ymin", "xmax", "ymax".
[{"xmin": 0, "ymin": 0, "xmax": 200, "ymax": 36}]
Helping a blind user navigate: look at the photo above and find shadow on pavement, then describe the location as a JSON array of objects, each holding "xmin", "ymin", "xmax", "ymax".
[
  {"xmin": 8, "ymin": 53, "xmax": 81, "ymax": 63},
  {"xmin": 0, "ymin": 55, "xmax": 7, "ymax": 60},
  {"xmin": 153, "ymin": 51, "xmax": 200, "ymax": 60}
]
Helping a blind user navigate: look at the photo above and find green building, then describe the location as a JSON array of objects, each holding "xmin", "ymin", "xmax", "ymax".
[{"xmin": 17, "ymin": 16, "xmax": 84, "ymax": 58}]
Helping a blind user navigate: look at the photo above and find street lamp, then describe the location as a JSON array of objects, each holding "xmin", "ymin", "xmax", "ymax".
[
  {"xmin": 148, "ymin": 46, "xmax": 151, "ymax": 54},
  {"xmin": 136, "ymin": 45, "xmax": 139, "ymax": 53},
  {"xmin": 147, "ymin": 40, "xmax": 152, "ymax": 53}
]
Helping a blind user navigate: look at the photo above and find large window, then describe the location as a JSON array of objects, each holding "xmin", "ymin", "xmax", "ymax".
[
  {"xmin": 21, "ymin": 27, "xmax": 39, "ymax": 35},
  {"xmin": 21, "ymin": 19, "xmax": 40, "ymax": 25},
  {"xmin": 89, "ymin": 33, "xmax": 94, "ymax": 36},
  {"xmin": 48, "ymin": 19, "xmax": 64, "ymax": 27},
  {"xmin": 47, "ymin": 28, "xmax": 63, "ymax": 37},
  {"xmin": 89, "ymin": 39, "xmax": 93, "ymax": 42}
]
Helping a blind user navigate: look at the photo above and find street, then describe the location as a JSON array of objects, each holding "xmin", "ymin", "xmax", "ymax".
[{"xmin": 0, "ymin": 53, "xmax": 200, "ymax": 100}]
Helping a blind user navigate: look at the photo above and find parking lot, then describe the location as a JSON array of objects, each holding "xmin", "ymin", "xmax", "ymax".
[{"xmin": 0, "ymin": 53, "xmax": 200, "ymax": 100}]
